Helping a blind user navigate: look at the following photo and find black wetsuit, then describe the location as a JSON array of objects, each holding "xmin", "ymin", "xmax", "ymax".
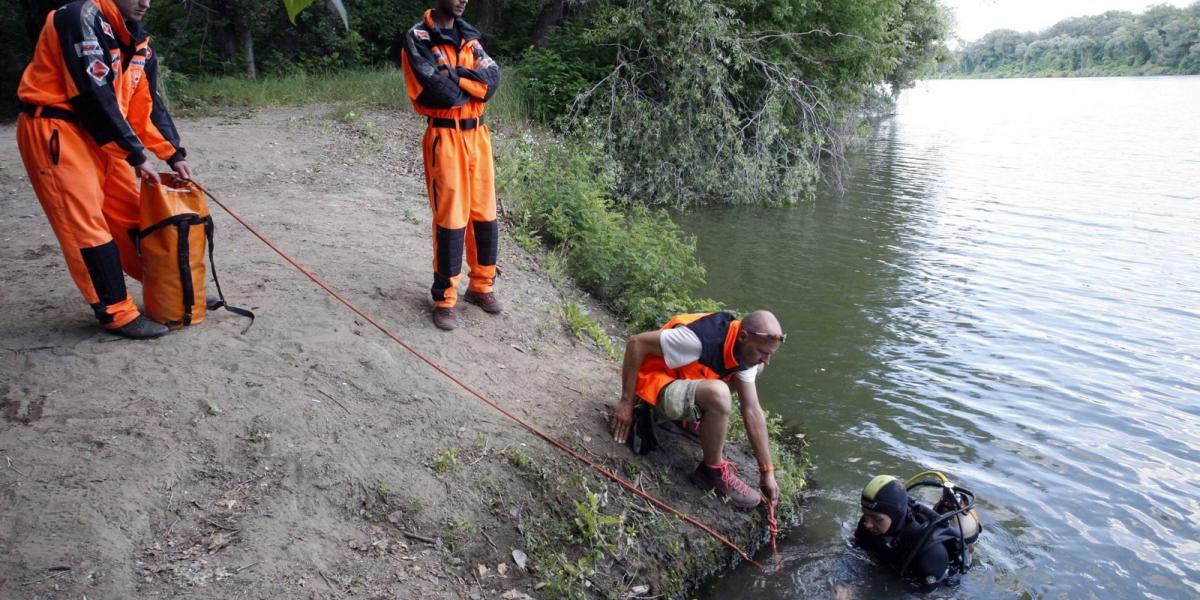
[{"xmin": 854, "ymin": 499, "xmax": 951, "ymax": 589}]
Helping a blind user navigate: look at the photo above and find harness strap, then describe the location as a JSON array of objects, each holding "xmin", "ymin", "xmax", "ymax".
[{"xmin": 898, "ymin": 507, "xmax": 971, "ymax": 578}]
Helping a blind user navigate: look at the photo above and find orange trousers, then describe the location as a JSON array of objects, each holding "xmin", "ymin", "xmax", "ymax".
[
  {"xmin": 16, "ymin": 114, "xmax": 143, "ymax": 329},
  {"xmin": 421, "ymin": 122, "xmax": 498, "ymax": 308}
]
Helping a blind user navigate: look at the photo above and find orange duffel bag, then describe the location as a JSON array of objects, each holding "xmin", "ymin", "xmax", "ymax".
[{"xmin": 131, "ymin": 174, "xmax": 253, "ymax": 329}]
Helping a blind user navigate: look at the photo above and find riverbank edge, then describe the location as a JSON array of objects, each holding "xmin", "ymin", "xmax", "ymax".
[{"xmin": 464, "ymin": 115, "xmax": 814, "ymax": 598}]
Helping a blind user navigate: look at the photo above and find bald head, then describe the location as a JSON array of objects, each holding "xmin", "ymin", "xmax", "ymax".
[
  {"xmin": 735, "ymin": 310, "xmax": 783, "ymax": 367},
  {"xmin": 742, "ymin": 310, "xmax": 781, "ymax": 336}
]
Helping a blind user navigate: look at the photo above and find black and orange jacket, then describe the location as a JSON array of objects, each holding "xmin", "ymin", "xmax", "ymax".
[
  {"xmin": 635, "ymin": 312, "xmax": 753, "ymax": 405},
  {"xmin": 400, "ymin": 9, "xmax": 500, "ymax": 119},
  {"xmin": 17, "ymin": 0, "xmax": 184, "ymax": 167}
]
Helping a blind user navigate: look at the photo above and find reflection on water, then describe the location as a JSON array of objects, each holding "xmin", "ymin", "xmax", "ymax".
[{"xmin": 682, "ymin": 77, "xmax": 1200, "ymax": 598}]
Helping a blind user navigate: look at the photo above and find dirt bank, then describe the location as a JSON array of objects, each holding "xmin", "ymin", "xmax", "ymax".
[{"xmin": 0, "ymin": 106, "xmax": 787, "ymax": 599}]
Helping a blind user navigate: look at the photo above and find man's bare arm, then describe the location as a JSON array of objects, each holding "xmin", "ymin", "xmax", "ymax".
[{"xmin": 611, "ymin": 330, "xmax": 664, "ymax": 443}]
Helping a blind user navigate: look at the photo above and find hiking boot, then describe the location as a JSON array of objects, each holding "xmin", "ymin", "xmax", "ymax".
[
  {"xmin": 690, "ymin": 460, "xmax": 761, "ymax": 510},
  {"xmin": 464, "ymin": 290, "xmax": 503, "ymax": 314},
  {"xmin": 432, "ymin": 307, "xmax": 457, "ymax": 331},
  {"xmin": 107, "ymin": 315, "xmax": 170, "ymax": 340},
  {"xmin": 626, "ymin": 400, "xmax": 659, "ymax": 455}
]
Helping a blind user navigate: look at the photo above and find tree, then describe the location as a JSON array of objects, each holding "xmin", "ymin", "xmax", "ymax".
[{"xmin": 884, "ymin": 0, "xmax": 953, "ymax": 94}]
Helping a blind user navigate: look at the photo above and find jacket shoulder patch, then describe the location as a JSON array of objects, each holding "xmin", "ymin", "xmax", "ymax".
[
  {"xmin": 413, "ymin": 28, "xmax": 430, "ymax": 41},
  {"xmin": 87, "ymin": 59, "xmax": 110, "ymax": 84}
]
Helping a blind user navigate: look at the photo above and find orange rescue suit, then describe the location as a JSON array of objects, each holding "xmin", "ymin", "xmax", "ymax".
[
  {"xmin": 635, "ymin": 312, "xmax": 751, "ymax": 405},
  {"xmin": 16, "ymin": 0, "xmax": 186, "ymax": 328},
  {"xmin": 401, "ymin": 9, "xmax": 501, "ymax": 308}
]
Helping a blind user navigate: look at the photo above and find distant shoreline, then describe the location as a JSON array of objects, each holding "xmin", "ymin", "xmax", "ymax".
[{"xmin": 928, "ymin": 70, "xmax": 1200, "ymax": 80}]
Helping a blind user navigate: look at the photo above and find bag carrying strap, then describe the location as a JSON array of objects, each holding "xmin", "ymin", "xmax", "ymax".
[
  {"xmin": 178, "ymin": 218, "xmax": 195, "ymax": 326},
  {"xmin": 129, "ymin": 213, "xmax": 203, "ymax": 256},
  {"xmin": 204, "ymin": 216, "xmax": 255, "ymax": 332}
]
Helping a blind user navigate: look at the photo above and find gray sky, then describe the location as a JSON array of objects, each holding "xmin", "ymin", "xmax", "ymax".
[{"xmin": 941, "ymin": 0, "xmax": 1193, "ymax": 43}]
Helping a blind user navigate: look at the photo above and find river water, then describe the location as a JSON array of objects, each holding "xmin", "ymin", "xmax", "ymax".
[{"xmin": 681, "ymin": 77, "xmax": 1200, "ymax": 599}]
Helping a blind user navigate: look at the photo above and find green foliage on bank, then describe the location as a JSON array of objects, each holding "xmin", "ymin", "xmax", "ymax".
[
  {"xmin": 945, "ymin": 2, "xmax": 1200, "ymax": 78},
  {"xmin": 543, "ymin": 0, "xmax": 953, "ymax": 207},
  {"xmin": 496, "ymin": 130, "xmax": 722, "ymax": 332}
]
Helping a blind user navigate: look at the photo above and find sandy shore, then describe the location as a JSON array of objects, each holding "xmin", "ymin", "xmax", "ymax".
[{"xmin": 0, "ymin": 107, "xmax": 772, "ymax": 599}]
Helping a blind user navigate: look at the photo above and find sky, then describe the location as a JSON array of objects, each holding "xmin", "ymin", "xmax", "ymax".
[{"xmin": 940, "ymin": 0, "xmax": 1193, "ymax": 42}]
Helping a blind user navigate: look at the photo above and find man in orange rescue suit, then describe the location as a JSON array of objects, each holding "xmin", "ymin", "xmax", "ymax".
[
  {"xmin": 16, "ymin": 0, "xmax": 192, "ymax": 339},
  {"xmin": 401, "ymin": 0, "xmax": 502, "ymax": 331},
  {"xmin": 611, "ymin": 311, "xmax": 785, "ymax": 509}
]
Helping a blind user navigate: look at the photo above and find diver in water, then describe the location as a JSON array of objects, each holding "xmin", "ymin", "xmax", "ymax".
[{"xmin": 853, "ymin": 473, "xmax": 981, "ymax": 592}]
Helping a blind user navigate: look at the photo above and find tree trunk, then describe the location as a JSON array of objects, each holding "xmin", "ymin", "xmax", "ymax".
[
  {"xmin": 474, "ymin": 0, "xmax": 497, "ymax": 33},
  {"xmin": 531, "ymin": 0, "xmax": 565, "ymax": 49},
  {"xmin": 239, "ymin": 23, "xmax": 256, "ymax": 78}
]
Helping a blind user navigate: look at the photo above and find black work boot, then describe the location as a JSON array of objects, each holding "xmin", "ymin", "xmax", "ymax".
[{"xmin": 108, "ymin": 315, "xmax": 170, "ymax": 340}]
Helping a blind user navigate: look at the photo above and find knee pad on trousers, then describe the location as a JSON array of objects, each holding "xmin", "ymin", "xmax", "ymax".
[
  {"xmin": 80, "ymin": 240, "xmax": 127, "ymax": 324},
  {"xmin": 433, "ymin": 225, "xmax": 466, "ymax": 300},
  {"xmin": 472, "ymin": 219, "xmax": 498, "ymax": 266}
]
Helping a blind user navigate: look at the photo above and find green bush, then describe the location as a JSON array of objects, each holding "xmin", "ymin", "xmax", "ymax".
[
  {"xmin": 514, "ymin": 23, "xmax": 615, "ymax": 125},
  {"xmin": 497, "ymin": 132, "xmax": 720, "ymax": 331}
]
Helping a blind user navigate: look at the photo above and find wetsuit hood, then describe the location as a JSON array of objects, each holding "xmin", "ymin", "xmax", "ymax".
[{"xmin": 862, "ymin": 475, "xmax": 910, "ymax": 536}]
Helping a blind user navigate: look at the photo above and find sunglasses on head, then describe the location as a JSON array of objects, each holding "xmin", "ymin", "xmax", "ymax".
[{"xmin": 745, "ymin": 330, "xmax": 786, "ymax": 343}]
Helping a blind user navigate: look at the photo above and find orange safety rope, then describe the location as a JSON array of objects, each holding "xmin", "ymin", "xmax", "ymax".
[
  {"xmin": 195, "ymin": 182, "xmax": 767, "ymax": 569},
  {"xmin": 766, "ymin": 501, "xmax": 782, "ymax": 574}
]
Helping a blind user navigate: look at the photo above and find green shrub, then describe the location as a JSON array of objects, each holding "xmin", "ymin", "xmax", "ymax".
[{"xmin": 497, "ymin": 132, "xmax": 720, "ymax": 331}]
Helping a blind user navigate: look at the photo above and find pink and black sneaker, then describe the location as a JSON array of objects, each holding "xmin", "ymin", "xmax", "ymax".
[{"xmin": 690, "ymin": 460, "xmax": 761, "ymax": 510}]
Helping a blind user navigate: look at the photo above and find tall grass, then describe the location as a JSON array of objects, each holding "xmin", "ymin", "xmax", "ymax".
[
  {"xmin": 165, "ymin": 67, "xmax": 409, "ymax": 113},
  {"xmin": 165, "ymin": 64, "xmax": 535, "ymax": 122},
  {"xmin": 484, "ymin": 66, "xmax": 535, "ymax": 125}
]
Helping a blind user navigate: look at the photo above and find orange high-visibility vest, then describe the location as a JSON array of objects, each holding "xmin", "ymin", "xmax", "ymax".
[{"xmin": 635, "ymin": 312, "xmax": 750, "ymax": 405}]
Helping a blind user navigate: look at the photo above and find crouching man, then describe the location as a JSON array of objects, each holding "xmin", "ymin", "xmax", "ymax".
[{"xmin": 610, "ymin": 311, "xmax": 785, "ymax": 509}]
